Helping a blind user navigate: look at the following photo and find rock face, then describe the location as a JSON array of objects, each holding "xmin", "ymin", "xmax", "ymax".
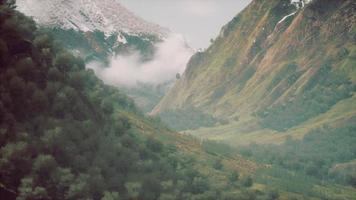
[
  {"xmin": 153, "ymin": 0, "xmax": 356, "ymax": 131},
  {"xmin": 16, "ymin": 0, "xmax": 169, "ymax": 36}
]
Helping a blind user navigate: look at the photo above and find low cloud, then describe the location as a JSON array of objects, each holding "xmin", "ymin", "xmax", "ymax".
[{"xmin": 88, "ymin": 33, "xmax": 193, "ymax": 87}]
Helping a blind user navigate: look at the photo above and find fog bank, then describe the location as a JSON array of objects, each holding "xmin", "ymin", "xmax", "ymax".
[{"xmin": 88, "ymin": 34, "xmax": 193, "ymax": 87}]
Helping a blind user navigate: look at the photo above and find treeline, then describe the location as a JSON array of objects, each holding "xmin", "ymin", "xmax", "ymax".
[
  {"xmin": 0, "ymin": 2, "xmax": 208, "ymax": 199},
  {"xmin": 239, "ymin": 124, "xmax": 356, "ymax": 187},
  {"xmin": 259, "ymin": 59, "xmax": 355, "ymax": 131},
  {"xmin": 0, "ymin": 2, "xmax": 273, "ymax": 200},
  {"xmin": 46, "ymin": 28, "xmax": 157, "ymax": 63}
]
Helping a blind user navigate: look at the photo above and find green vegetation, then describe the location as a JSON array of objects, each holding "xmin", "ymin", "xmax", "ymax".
[
  {"xmin": 201, "ymin": 140, "xmax": 236, "ymax": 157},
  {"xmin": 267, "ymin": 62, "xmax": 298, "ymax": 91},
  {"xmin": 122, "ymin": 32, "xmax": 157, "ymax": 61},
  {"xmin": 0, "ymin": 2, "xmax": 274, "ymax": 200},
  {"xmin": 159, "ymin": 107, "xmax": 217, "ymax": 131},
  {"xmin": 2, "ymin": 0, "xmax": 356, "ymax": 199},
  {"xmin": 44, "ymin": 27, "xmax": 157, "ymax": 63},
  {"xmin": 259, "ymin": 62, "xmax": 355, "ymax": 131},
  {"xmin": 221, "ymin": 15, "xmax": 241, "ymax": 37},
  {"xmin": 239, "ymin": 124, "xmax": 356, "ymax": 187},
  {"xmin": 122, "ymin": 82, "xmax": 168, "ymax": 114},
  {"xmin": 153, "ymin": 0, "xmax": 356, "ymax": 136},
  {"xmin": 0, "ymin": 1, "xmax": 256, "ymax": 200},
  {"xmin": 238, "ymin": 67, "xmax": 256, "ymax": 91},
  {"xmin": 255, "ymin": 167, "xmax": 321, "ymax": 198},
  {"xmin": 223, "ymin": 57, "xmax": 237, "ymax": 68}
]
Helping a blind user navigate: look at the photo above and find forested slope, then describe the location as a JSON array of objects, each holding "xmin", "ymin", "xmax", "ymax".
[{"xmin": 0, "ymin": 2, "xmax": 268, "ymax": 200}]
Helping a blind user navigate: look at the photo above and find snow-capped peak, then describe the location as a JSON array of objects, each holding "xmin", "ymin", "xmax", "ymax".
[{"xmin": 16, "ymin": 0, "xmax": 170, "ymax": 37}]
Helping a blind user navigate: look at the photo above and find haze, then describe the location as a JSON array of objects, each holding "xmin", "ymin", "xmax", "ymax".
[
  {"xmin": 88, "ymin": 34, "xmax": 194, "ymax": 87},
  {"xmin": 119, "ymin": 0, "xmax": 252, "ymax": 49},
  {"xmin": 90, "ymin": 0, "xmax": 253, "ymax": 87}
]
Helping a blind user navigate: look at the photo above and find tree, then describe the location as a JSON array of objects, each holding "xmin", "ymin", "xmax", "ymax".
[
  {"xmin": 191, "ymin": 177, "xmax": 209, "ymax": 194},
  {"xmin": 213, "ymin": 159, "xmax": 223, "ymax": 170},
  {"xmin": 125, "ymin": 182, "xmax": 142, "ymax": 199},
  {"xmin": 1, "ymin": 0, "xmax": 16, "ymax": 8},
  {"xmin": 146, "ymin": 137, "xmax": 163, "ymax": 153},
  {"xmin": 267, "ymin": 190, "xmax": 279, "ymax": 200},
  {"xmin": 176, "ymin": 73, "xmax": 181, "ymax": 79},
  {"xmin": 0, "ymin": 141, "xmax": 31, "ymax": 189},
  {"xmin": 9, "ymin": 76, "xmax": 26, "ymax": 97},
  {"xmin": 241, "ymin": 176, "xmax": 253, "ymax": 187},
  {"xmin": 102, "ymin": 191, "xmax": 120, "ymax": 200},
  {"xmin": 48, "ymin": 67, "xmax": 63, "ymax": 81},
  {"xmin": 101, "ymin": 98, "xmax": 114, "ymax": 115},
  {"xmin": 54, "ymin": 52, "xmax": 76, "ymax": 73},
  {"xmin": 33, "ymin": 155, "xmax": 57, "ymax": 182},
  {"xmin": 31, "ymin": 89, "xmax": 49, "ymax": 112},
  {"xmin": 66, "ymin": 174, "xmax": 91, "ymax": 200},
  {"xmin": 17, "ymin": 178, "xmax": 49, "ymax": 200},
  {"xmin": 0, "ymin": 39, "xmax": 8, "ymax": 65},
  {"xmin": 229, "ymin": 171, "xmax": 239, "ymax": 183}
]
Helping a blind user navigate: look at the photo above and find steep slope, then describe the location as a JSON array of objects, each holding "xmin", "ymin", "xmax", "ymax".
[
  {"xmin": 16, "ymin": 0, "xmax": 169, "ymax": 37},
  {"xmin": 15, "ymin": 0, "xmax": 193, "ymax": 114},
  {"xmin": 16, "ymin": 0, "xmax": 168, "ymax": 62},
  {"xmin": 0, "ymin": 3, "xmax": 273, "ymax": 200},
  {"xmin": 153, "ymin": 0, "xmax": 356, "ymax": 132},
  {"xmin": 150, "ymin": 1, "xmax": 356, "ymax": 195}
]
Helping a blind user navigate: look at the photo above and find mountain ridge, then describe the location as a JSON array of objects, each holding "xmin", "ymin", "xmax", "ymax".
[
  {"xmin": 16, "ymin": 0, "xmax": 169, "ymax": 37},
  {"xmin": 152, "ymin": 0, "xmax": 356, "ymax": 133}
]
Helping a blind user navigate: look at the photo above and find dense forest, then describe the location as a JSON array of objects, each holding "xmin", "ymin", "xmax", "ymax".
[
  {"xmin": 0, "ymin": 1, "xmax": 274, "ymax": 200},
  {"xmin": 0, "ymin": 1, "xmax": 195, "ymax": 199}
]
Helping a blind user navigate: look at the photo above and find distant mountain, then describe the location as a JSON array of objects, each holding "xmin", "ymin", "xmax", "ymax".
[
  {"xmin": 16, "ymin": 0, "xmax": 178, "ymax": 113},
  {"xmin": 0, "ymin": 3, "xmax": 273, "ymax": 199},
  {"xmin": 153, "ymin": 0, "xmax": 356, "ymax": 133},
  {"xmin": 16, "ymin": 0, "xmax": 169, "ymax": 37},
  {"xmin": 15, "ymin": 0, "xmax": 170, "ymax": 63}
]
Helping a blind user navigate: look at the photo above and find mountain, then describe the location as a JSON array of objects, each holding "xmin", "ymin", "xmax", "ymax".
[
  {"xmin": 15, "ymin": 0, "xmax": 185, "ymax": 113},
  {"xmin": 15, "ymin": 0, "xmax": 169, "ymax": 62},
  {"xmin": 153, "ymin": 0, "xmax": 356, "ymax": 133},
  {"xmin": 2, "ymin": 1, "xmax": 356, "ymax": 199},
  {"xmin": 16, "ymin": 0, "xmax": 169, "ymax": 37},
  {"xmin": 150, "ymin": 0, "xmax": 356, "ymax": 194},
  {"xmin": 0, "ymin": 3, "xmax": 270, "ymax": 199}
]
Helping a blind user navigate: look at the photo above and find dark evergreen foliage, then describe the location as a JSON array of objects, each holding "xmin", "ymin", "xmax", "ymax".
[{"xmin": 0, "ymin": 3, "xmax": 233, "ymax": 200}]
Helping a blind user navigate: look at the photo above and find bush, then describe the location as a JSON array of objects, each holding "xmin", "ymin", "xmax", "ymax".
[{"xmin": 242, "ymin": 176, "xmax": 253, "ymax": 187}]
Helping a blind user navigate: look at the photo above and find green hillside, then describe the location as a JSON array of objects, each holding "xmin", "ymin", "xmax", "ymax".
[
  {"xmin": 1, "ymin": 0, "xmax": 356, "ymax": 199},
  {"xmin": 151, "ymin": 0, "xmax": 356, "ymax": 198},
  {"xmin": 153, "ymin": 0, "xmax": 356, "ymax": 133},
  {"xmin": 0, "ymin": 2, "xmax": 273, "ymax": 199}
]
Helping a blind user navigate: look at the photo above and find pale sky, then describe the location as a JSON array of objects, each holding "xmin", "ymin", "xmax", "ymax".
[{"xmin": 119, "ymin": 0, "xmax": 252, "ymax": 49}]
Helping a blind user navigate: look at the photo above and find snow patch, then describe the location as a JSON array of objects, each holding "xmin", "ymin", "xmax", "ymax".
[
  {"xmin": 117, "ymin": 33, "xmax": 127, "ymax": 44},
  {"xmin": 277, "ymin": 0, "xmax": 313, "ymax": 25},
  {"xmin": 291, "ymin": 0, "xmax": 312, "ymax": 9},
  {"xmin": 16, "ymin": 0, "xmax": 169, "ymax": 37},
  {"xmin": 277, "ymin": 12, "xmax": 297, "ymax": 24}
]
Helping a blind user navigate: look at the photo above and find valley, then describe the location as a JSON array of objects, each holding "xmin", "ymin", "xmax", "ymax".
[{"xmin": 0, "ymin": 0, "xmax": 355, "ymax": 199}]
